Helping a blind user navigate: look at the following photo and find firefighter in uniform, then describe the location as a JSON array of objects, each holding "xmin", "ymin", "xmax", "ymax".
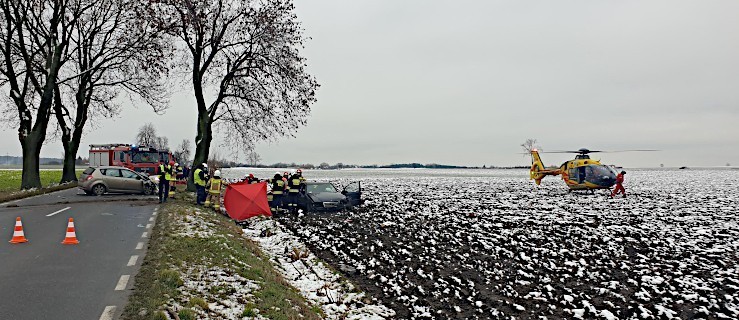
[
  {"xmin": 206, "ymin": 170, "xmax": 222, "ymax": 210},
  {"xmin": 270, "ymin": 172, "xmax": 286, "ymax": 212},
  {"xmin": 194, "ymin": 163, "xmax": 208, "ymax": 205},
  {"xmin": 167, "ymin": 161, "xmax": 177, "ymax": 199},
  {"xmin": 246, "ymin": 173, "xmax": 259, "ymax": 184},
  {"xmin": 158, "ymin": 160, "xmax": 172, "ymax": 203},
  {"xmin": 286, "ymin": 170, "xmax": 304, "ymax": 213}
]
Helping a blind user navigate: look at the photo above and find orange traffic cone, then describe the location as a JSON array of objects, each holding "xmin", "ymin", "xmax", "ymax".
[
  {"xmin": 61, "ymin": 218, "xmax": 79, "ymax": 245},
  {"xmin": 9, "ymin": 217, "xmax": 28, "ymax": 243}
]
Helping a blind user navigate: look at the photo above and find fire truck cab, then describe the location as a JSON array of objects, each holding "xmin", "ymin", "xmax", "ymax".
[{"xmin": 89, "ymin": 144, "xmax": 174, "ymax": 176}]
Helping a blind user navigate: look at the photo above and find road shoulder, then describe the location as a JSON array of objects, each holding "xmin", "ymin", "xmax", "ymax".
[{"xmin": 121, "ymin": 201, "xmax": 322, "ymax": 320}]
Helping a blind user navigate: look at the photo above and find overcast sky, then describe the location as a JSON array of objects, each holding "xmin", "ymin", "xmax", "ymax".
[{"xmin": 3, "ymin": 0, "xmax": 739, "ymax": 167}]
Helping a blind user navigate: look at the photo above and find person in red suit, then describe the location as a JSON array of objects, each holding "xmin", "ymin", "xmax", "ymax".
[{"xmin": 611, "ymin": 171, "xmax": 626, "ymax": 198}]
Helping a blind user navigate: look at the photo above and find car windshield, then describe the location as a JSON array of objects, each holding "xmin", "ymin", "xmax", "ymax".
[
  {"xmin": 130, "ymin": 152, "xmax": 159, "ymax": 163},
  {"xmin": 306, "ymin": 183, "xmax": 337, "ymax": 194}
]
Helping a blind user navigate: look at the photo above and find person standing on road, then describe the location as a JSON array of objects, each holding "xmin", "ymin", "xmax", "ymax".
[
  {"xmin": 610, "ymin": 170, "xmax": 626, "ymax": 198},
  {"xmin": 158, "ymin": 160, "xmax": 172, "ymax": 203},
  {"xmin": 194, "ymin": 164, "xmax": 208, "ymax": 205}
]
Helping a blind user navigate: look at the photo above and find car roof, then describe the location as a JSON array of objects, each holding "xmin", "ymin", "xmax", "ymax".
[{"xmin": 91, "ymin": 166, "xmax": 133, "ymax": 170}]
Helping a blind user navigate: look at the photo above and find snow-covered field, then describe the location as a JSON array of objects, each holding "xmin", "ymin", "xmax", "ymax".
[{"xmin": 226, "ymin": 168, "xmax": 739, "ymax": 319}]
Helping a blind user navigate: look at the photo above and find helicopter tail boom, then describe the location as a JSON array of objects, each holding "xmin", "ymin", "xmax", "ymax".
[{"xmin": 529, "ymin": 150, "xmax": 560, "ymax": 185}]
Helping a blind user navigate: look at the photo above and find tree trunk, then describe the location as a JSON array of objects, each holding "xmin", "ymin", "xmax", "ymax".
[
  {"xmin": 188, "ymin": 112, "xmax": 213, "ymax": 191},
  {"xmin": 20, "ymin": 131, "xmax": 43, "ymax": 189},
  {"xmin": 60, "ymin": 138, "xmax": 80, "ymax": 183}
]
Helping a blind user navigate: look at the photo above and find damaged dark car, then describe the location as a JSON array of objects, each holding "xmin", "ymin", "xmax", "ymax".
[{"xmin": 298, "ymin": 181, "xmax": 363, "ymax": 212}]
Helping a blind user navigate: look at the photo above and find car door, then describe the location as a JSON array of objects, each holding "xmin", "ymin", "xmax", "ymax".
[
  {"xmin": 103, "ymin": 168, "xmax": 125, "ymax": 192},
  {"xmin": 342, "ymin": 182, "xmax": 362, "ymax": 206},
  {"xmin": 120, "ymin": 169, "xmax": 144, "ymax": 193}
]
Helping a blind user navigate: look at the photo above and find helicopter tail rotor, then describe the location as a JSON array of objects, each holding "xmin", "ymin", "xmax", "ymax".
[{"xmin": 529, "ymin": 149, "xmax": 560, "ymax": 184}]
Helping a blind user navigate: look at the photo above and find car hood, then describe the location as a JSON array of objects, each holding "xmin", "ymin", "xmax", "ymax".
[{"xmin": 308, "ymin": 192, "xmax": 346, "ymax": 203}]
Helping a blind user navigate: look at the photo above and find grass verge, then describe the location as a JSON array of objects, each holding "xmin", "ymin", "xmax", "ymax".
[
  {"xmin": 0, "ymin": 170, "xmax": 82, "ymax": 204},
  {"xmin": 121, "ymin": 197, "xmax": 322, "ymax": 320}
]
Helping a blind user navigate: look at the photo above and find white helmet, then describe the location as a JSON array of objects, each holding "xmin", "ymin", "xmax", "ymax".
[
  {"xmin": 275, "ymin": 171, "xmax": 281, "ymax": 175},
  {"xmin": 175, "ymin": 162, "xmax": 179, "ymax": 166},
  {"xmin": 290, "ymin": 169, "xmax": 296, "ymax": 175},
  {"xmin": 214, "ymin": 170, "xmax": 221, "ymax": 177},
  {"xmin": 203, "ymin": 163, "xmax": 208, "ymax": 168}
]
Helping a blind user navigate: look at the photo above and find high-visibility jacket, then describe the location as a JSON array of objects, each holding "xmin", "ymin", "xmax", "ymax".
[
  {"xmin": 194, "ymin": 169, "xmax": 206, "ymax": 186},
  {"xmin": 209, "ymin": 178, "xmax": 222, "ymax": 194},
  {"xmin": 288, "ymin": 174, "xmax": 302, "ymax": 193},
  {"xmin": 271, "ymin": 179, "xmax": 285, "ymax": 195},
  {"xmin": 159, "ymin": 164, "xmax": 172, "ymax": 181}
]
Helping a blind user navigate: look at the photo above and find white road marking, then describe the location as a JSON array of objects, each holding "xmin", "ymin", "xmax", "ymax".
[
  {"xmin": 146, "ymin": 223, "xmax": 152, "ymax": 229},
  {"xmin": 115, "ymin": 275, "xmax": 130, "ymax": 290},
  {"xmin": 149, "ymin": 217, "xmax": 155, "ymax": 222},
  {"xmin": 46, "ymin": 206, "xmax": 71, "ymax": 217},
  {"xmin": 135, "ymin": 242, "xmax": 144, "ymax": 250},
  {"xmin": 99, "ymin": 306, "xmax": 116, "ymax": 320},
  {"xmin": 127, "ymin": 255, "xmax": 139, "ymax": 266},
  {"xmin": 141, "ymin": 232, "xmax": 148, "ymax": 238}
]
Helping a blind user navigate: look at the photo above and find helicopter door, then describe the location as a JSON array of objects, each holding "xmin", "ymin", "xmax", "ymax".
[
  {"xmin": 578, "ymin": 167, "xmax": 586, "ymax": 183},
  {"xmin": 568, "ymin": 168, "xmax": 577, "ymax": 182}
]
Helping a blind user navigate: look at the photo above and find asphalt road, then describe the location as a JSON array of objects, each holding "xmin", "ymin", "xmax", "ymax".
[{"xmin": 0, "ymin": 188, "xmax": 159, "ymax": 320}]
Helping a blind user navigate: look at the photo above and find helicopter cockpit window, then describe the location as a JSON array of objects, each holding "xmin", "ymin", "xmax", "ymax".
[{"xmin": 590, "ymin": 165, "xmax": 615, "ymax": 177}]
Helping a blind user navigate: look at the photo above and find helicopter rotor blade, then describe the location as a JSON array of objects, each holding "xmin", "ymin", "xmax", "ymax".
[{"xmin": 602, "ymin": 149, "xmax": 660, "ymax": 153}]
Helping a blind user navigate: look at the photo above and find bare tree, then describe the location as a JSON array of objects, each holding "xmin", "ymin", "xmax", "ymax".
[
  {"xmin": 173, "ymin": 139, "xmax": 191, "ymax": 164},
  {"xmin": 147, "ymin": 0, "xmax": 319, "ymax": 190},
  {"xmin": 0, "ymin": 0, "xmax": 87, "ymax": 189},
  {"xmin": 53, "ymin": 0, "xmax": 170, "ymax": 182},
  {"xmin": 155, "ymin": 136, "xmax": 169, "ymax": 150},
  {"xmin": 521, "ymin": 138, "xmax": 541, "ymax": 154},
  {"xmin": 246, "ymin": 151, "xmax": 261, "ymax": 166},
  {"xmin": 136, "ymin": 122, "xmax": 158, "ymax": 147}
]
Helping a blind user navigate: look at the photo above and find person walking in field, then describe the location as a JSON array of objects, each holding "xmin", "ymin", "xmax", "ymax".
[{"xmin": 610, "ymin": 170, "xmax": 626, "ymax": 198}]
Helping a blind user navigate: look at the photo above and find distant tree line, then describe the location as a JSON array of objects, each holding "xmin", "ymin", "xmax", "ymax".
[{"xmin": 216, "ymin": 160, "xmax": 529, "ymax": 170}]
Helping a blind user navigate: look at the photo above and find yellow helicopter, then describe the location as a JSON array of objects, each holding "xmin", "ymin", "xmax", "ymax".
[{"xmin": 529, "ymin": 148, "xmax": 654, "ymax": 192}]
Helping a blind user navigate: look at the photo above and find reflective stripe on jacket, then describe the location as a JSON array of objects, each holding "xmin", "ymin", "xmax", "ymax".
[
  {"xmin": 272, "ymin": 179, "xmax": 285, "ymax": 195},
  {"xmin": 289, "ymin": 177, "xmax": 302, "ymax": 193},
  {"xmin": 209, "ymin": 178, "xmax": 222, "ymax": 194}
]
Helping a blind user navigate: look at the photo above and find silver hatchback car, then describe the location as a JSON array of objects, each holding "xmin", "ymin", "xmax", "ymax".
[{"xmin": 78, "ymin": 166, "xmax": 158, "ymax": 196}]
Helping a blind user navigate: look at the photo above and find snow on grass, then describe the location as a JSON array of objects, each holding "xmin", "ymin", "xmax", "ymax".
[
  {"xmin": 174, "ymin": 208, "xmax": 218, "ymax": 238},
  {"xmin": 227, "ymin": 168, "xmax": 739, "ymax": 319},
  {"xmin": 242, "ymin": 217, "xmax": 395, "ymax": 319}
]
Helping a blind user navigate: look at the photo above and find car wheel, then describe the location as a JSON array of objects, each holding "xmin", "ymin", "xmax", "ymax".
[
  {"xmin": 92, "ymin": 184, "xmax": 107, "ymax": 196},
  {"xmin": 143, "ymin": 184, "xmax": 155, "ymax": 196}
]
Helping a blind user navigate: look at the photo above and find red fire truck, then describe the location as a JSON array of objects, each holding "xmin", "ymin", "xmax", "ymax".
[{"xmin": 89, "ymin": 144, "xmax": 174, "ymax": 175}]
